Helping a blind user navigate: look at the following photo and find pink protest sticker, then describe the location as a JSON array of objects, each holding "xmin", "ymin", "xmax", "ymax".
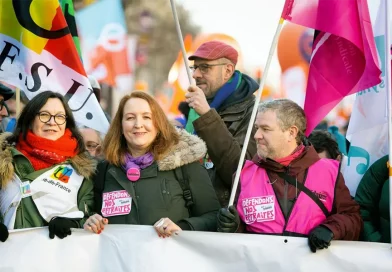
[
  {"xmin": 127, "ymin": 167, "xmax": 140, "ymax": 182},
  {"xmin": 101, "ymin": 190, "xmax": 132, "ymax": 217},
  {"xmin": 242, "ymin": 196, "xmax": 275, "ymax": 224}
]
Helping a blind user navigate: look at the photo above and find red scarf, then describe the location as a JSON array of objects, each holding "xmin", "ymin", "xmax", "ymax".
[
  {"xmin": 276, "ymin": 144, "xmax": 305, "ymax": 166},
  {"xmin": 16, "ymin": 129, "xmax": 78, "ymax": 171}
]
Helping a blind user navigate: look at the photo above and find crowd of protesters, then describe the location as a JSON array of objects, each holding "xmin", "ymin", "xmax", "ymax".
[{"xmin": 0, "ymin": 41, "xmax": 389, "ymax": 251}]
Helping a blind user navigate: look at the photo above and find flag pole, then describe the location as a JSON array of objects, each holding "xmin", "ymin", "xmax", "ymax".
[
  {"xmin": 228, "ymin": 18, "xmax": 285, "ymax": 207},
  {"xmin": 169, "ymin": 0, "xmax": 200, "ymax": 133},
  {"xmin": 385, "ymin": 0, "xmax": 392, "ymax": 246},
  {"xmin": 169, "ymin": 0, "xmax": 192, "ymax": 84}
]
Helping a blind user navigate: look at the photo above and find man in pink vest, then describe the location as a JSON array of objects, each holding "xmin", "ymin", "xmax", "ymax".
[{"xmin": 217, "ymin": 99, "xmax": 362, "ymax": 253}]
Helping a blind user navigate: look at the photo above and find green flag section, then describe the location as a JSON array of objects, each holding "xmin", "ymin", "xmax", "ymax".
[
  {"xmin": 59, "ymin": 0, "xmax": 82, "ymax": 60},
  {"xmin": 185, "ymin": 108, "xmax": 200, "ymax": 134}
]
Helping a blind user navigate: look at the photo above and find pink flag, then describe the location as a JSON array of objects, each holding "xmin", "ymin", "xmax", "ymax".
[{"xmin": 281, "ymin": 0, "xmax": 381, "ymax": 134}]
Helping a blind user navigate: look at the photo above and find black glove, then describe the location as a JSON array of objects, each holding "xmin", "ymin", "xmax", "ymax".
[
  {"xmin": 217, "ymin": 205, "xmax": 240, "ymax": 233},
  {"xmin": 48, "ymin": 217, "xmax": 79, "ymax": 239},
  {"xmin": 308, "ymin": 225, "xmax": 334, "ymax": 253},
  {"xmin": 0, "ymin": 223, "xmax": 9, "ymax": 242}
]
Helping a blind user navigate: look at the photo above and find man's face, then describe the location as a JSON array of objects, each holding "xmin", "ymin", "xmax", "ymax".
[
  {"xmin": 0, "ymin": 94, "xmax": 9, "ymax": 122},
  {"xmin": 254, "ymin": 110, "xmax": 292, "ymax": 160},
  {"xmin": 80, "ymin": 128, "xmax": 102, "ymax": 158},
  {"xmin": 191, "ymin": 59, "xmax": 229, "ymax": 99}
]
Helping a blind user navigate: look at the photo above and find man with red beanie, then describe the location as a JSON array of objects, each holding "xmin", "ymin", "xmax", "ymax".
[{"xmin": 186, "ymin": 41, "xmax": 259, "ymax": 207}]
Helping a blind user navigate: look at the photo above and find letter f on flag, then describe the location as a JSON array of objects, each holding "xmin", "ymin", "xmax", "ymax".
[{"xmin": 281, "ymin": 0, "xmax": 382, "ymax": 135}]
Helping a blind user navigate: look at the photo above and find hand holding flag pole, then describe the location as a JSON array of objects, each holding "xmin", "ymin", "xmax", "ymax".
[{"xmin": 228, "ymin": 18, "xmax": 285, "ymax": 207}]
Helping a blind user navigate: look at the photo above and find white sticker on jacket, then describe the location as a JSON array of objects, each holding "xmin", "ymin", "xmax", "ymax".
[
  {"xmin": 242, "ymin": 196, "xmax": 275, "ymax": 224},
  {"xmin": 101, "ymin": 190, "xmax": 132, "ymax": 217}
]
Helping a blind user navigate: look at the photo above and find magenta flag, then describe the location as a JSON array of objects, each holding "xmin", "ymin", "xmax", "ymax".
[{"xmin": 281, "ymin": 0, "xmax": 381, "ymax": 135}]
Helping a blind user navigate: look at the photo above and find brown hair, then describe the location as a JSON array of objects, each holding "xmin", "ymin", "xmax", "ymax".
[{"xmin": 103, "ymin": 91, "xmax": 180, "ymax": 166}]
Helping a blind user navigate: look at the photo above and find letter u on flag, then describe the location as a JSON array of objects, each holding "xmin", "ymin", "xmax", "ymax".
[{"xmin": 281, "ymin": 0, "xmax": 382, "ymax": 134}]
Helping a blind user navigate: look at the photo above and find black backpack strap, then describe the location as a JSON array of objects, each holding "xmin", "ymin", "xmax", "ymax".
[
  {"xmin": 94, "ymin": 160, "xmax": 109, "ymax": 215},
  {"xmin": 174, "ymin": 164, "xmax": 194, "ymax": 214},
  {"xmin": 276, "ymin": 171, "xmax": 329, "ymax": 217}
]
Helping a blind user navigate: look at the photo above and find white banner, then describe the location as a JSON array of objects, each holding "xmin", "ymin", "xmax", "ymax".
[
  {"xmin": 0, "ymin": 226, "xmax": 391, "ymax": 272},
  {"xmin": 343, "ymin": 0, "xmax": 391, "ymax": 196}
]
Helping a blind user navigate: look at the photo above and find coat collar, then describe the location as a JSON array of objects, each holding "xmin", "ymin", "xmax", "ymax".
[
  {"xmin": 157, "ymin": 128, "xmax": 207, "ymax": 171},
  {"xmin": 0, "ymin": 132, "xmax": 96, "ymax": 188}
]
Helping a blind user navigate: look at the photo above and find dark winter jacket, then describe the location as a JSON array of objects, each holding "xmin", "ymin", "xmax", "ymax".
[
  {"xmin": 355, "ymin": 155, "xmax": 390, "ymax": 243},
  {"xmin": 194, "ymin": 73, "xmax": 259, "ymax": 207},
  {"xmin": 93, "ymin": 129, "xmax": 220, "ymax": 231}
]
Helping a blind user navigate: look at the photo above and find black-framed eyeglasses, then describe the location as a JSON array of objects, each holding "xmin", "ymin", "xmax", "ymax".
[
  {"xmin": 86, "ymin": 141, "xmax": 101, "ymax": 151},
  {"xmin": 0, "ymin": 100, "xmax": 10, "ymax": 117},
  {"xmin": 37, "ymin": 111, "xmax": 67, "ymax": 125},
  {"xmin": 189, "ymin": 63, "xmax": 228, "ymax": 74}
]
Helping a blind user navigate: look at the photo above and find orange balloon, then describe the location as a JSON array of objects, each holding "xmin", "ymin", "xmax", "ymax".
[
  {"xmin": 134, "ymin": 80, "xmax": 148, "ymax": 92},
  {"xmin": 277, "ymin": 22, "xmax": 314, "ymax": 72}
]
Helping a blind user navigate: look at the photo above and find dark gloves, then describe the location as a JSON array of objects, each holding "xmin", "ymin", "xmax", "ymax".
[
  {"xmin": 0, "ymin": 223, "xmax": 9, "ymax": 242},
  {"xmin": 308, "ymin": 225, "xmax": 334, "ymax": 253},
  {"xmin": 48, "ymin": 217, "xmax": 79, "ymax": 239},
  {"xmin": 217, "ymin": 205, "xmax": 240, "ymax": 233}
]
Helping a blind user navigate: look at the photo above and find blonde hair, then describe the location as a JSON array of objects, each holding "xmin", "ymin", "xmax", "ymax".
[{"xmin": 104, "ymin": 91, "xmax": 180, "ymax": 166}]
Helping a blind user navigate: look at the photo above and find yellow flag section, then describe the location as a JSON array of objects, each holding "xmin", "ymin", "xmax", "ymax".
[
  {"xmin": 1, "ymin": 225, "xmax": 391, "ymax": 272},
  {"xmin": 0, "ymin": 0, "xmax": 109, "ymax": 133}
]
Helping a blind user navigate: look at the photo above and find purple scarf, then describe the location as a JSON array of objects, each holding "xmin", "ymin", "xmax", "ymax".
[{"xmin": 122, "ymin": 152, "xmax": 154, "ymax": 172}]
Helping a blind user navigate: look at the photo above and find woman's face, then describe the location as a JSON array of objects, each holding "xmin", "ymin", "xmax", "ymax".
[
  {"xmin": 32, "ymin": 98, "xmax": 67, "ymax": 141},
  {"xmin": 122, "ymin": 98, "xmax": 158, "ymax": 156}
]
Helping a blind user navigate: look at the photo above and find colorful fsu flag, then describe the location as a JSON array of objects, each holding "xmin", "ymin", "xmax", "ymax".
[
  {"xmin": 0, "ymin": 0, "xmax": 109, "ymax": 133},
  {"xmin": 281, "ymin": 0, "xmax": 382, "ymax": 134}
]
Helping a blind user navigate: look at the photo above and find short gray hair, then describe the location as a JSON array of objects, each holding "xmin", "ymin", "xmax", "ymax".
[
  {"xmin": 258, "ymin": 99, "xmax": 306, "ymax": 144},
  {"xmin": 79, "ymin": 126, "xmax": 104, "ymax": 143}
]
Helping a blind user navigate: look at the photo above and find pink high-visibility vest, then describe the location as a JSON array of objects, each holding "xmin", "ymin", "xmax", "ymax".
[{"xmin": 237, "ymin": 159, "xmax": 339, "ymax": 235}]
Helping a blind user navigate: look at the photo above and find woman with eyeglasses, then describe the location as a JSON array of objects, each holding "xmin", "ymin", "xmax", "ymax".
[
  {"xmin": 0, "ymin": 91, "xmax": 96, "ymax": 241},
  {"xmin": 84, "ymin": 91, "xmax": 220, "ymax": 237}
]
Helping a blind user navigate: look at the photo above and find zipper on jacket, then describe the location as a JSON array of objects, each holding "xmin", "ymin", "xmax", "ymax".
[
  {"xmin": 283, "ymin": 182, "xmax": 288, "ymax": 216},
  {"xmin": 162, "ymin": 179, "xmax": 167, "ymax": 194},
  {"xmin": 18, "ymin": 199, "xmax": 25, "ymax": 228},
  {"xmin": 282, "ymin": 166, "xmax": 289, "ymax": 218},
  {"xmin": 132, "ymin": 182, "xmax": 140, "ymax": 223},
  {"xmin": 282, "ymin": 168, "xmax": 309, "ymax": 235}
]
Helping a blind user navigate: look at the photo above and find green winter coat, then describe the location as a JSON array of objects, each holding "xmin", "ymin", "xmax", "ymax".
[
  {"xmin": 0, "ymin": 133, "xmax": 96, "ymax": 229},
  {"xmin": 355, "ymin": 155, "xmax": 390, "ymax": 243},
  {"xmin": 94, "ymin": 129, "xmax": 220, "ymax": 231}
]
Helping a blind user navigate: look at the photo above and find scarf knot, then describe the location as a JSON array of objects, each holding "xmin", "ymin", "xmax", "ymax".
[
  {"xmin": 122, "ymin": 152, "xmax": 154, "ymax": 172},
  {"xmin": 209, "ymin": 70, "xmax": 241, "ymax": 110},
  {"xmin": 16, "ymin": 129, "xmax": 78, "ymax": 171},
  {"xmin": 276, "ymin": 144, "xmax": 305, "ymax": 166}
]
